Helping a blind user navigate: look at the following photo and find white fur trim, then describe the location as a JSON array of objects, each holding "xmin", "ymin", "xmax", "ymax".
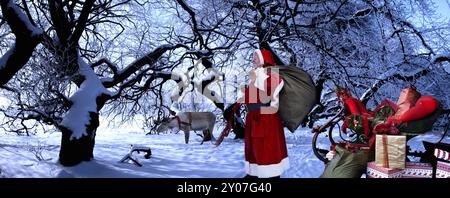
[
  {"xmin": 237, "ymin": 83, "xmax": 246, "ymax": 99},
  {"xmin": 255, "ymin": 49, "xmax": 264, "ymax": 66},
  {"xmin": 245, "ymin": 157, "xmax": 290, "ymax": 178},
  {"xmin": 253, "ymin": 67, "xmax": 269, "ymax": 91},
  {"xmin": 270, "ymin": 80, "xmax": 284, "ymax": 109}
]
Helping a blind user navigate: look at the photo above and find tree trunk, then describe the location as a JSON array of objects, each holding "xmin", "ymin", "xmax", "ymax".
[
  {"xmin": 57, "ymin": 57, "xmax": 109, "ymax": 166},
  {"xmin": 59, "ymin": 112, "xmax": 99, "ymax": 166},
  {"xmin": 0, "ymin": 0, "xmax": 42, "ymax": 86}
]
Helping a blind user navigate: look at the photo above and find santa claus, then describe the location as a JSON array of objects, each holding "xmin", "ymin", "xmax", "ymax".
[{"xmin": 237, "ymin": 49, "xmax": 289, "ymax": 178}]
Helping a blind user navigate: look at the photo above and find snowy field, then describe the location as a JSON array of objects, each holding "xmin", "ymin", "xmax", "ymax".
[{"xmin": 0, "ymin": 120, "xmax": 447, "ymax": 178}]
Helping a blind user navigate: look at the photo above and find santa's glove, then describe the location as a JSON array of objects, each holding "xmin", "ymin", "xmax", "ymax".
[{"xmin": 326, "ymin": 150, "xmax": 335, "ymax": 161}]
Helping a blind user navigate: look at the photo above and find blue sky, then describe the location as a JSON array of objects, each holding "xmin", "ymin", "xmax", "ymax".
[
  {"xmin": 433, "ymin": 0, "xmax": 450, "ymax": 20},
  {"xmin": 433, "ymin": 0, "xmax": 450, "ymax": 72},
  {"xmin": 411, "ymin": 0, "xmax": 450, "ymax": 23}
]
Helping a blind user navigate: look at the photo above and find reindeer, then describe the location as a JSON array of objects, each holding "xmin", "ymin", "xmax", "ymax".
[{"xmin": 155, "ymin": 112, "xmax": 216, "ymax": 144}]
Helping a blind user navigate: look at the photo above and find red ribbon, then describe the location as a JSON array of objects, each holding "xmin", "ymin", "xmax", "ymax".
[{"xmin": 382, "ymin": 134, "xmax": 390, "ymax": 168}]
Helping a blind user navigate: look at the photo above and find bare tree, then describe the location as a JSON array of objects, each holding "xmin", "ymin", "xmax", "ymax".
[
  {"xmin": 0, "ymin": 0, "xmax": 42, "ymax": 86},
  {"xmin": 183, "ymin": 0, "xmax": 450, "ymax": 126},
  {"xmin": 1, "ymin": 0, "xmax": 449, "ymax": 167},
  {"xmin": 1, "ymin": 0, "xmax": 188, "ymax": 166}
]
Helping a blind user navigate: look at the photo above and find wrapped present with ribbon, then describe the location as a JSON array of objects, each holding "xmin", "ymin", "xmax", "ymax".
[
  {"xmin": 436, "ymin": 161, "xmax": 450, "ymax": 178},
  {"xmin": 434, "ymin": 148, "xmax": 450, "ymax": 162},
  {"xmin": 402, "ymin": 162, "xmax": 433, "ymax": 178},
  {"xmin": 375, "ymin": 134, "xmax": 406, "ymax": 169},
  {"xmin": 367, "ymin": 162, "xmax": 403, "ymax": 178}
]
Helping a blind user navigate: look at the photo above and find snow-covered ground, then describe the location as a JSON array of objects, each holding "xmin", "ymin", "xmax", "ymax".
[{"xmin": 0, "ymin": 121, "xmax": 447, "ymax": 178}]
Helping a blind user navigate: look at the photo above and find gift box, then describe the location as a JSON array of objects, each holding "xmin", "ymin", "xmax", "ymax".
[
  {"xmin": 434, "ymin": 148, "xmax": 450, "ymax": 162},
  {"xmin": 402, "ymin": 162, "xmax": 433, "ymax": 178},
  {"xmin": 436, "ymin": 161, "xmax": 450, "ymax": 178},
  {"xmin": 375, "ymin": 135, "xmax": 406, "ymax": 169},
  {"xmin": 367, "ymin": 162, "xmax": 403, "ymax": 178}
]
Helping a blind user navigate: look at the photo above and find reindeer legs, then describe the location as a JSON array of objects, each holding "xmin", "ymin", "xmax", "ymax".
[
  {"xmin": 193, "ymin": 130, "xmax": 204, "ymax": 138},
  {"xmin": 184, "ymin": 129, "xmax": 190, "ymax": 144},
  {"xmin": 207, "ymin": 124, "xmax": 216, "ymax": 142},
  {"xmin": 202, "ymin": 129, "xmax": 212, "ymax": 142}
]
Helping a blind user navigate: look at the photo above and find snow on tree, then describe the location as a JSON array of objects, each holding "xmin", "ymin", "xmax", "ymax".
[
  {"xmin": 0, "ymin": 0, "xmax": 188, "ymax": 166},
  {"xmin": 0, "ymin": 0, "xmax": 449, "ymax": 167},
  {"xmin": 0, "ymin": 0, "xmax": 42, "ymax": 86},
  {"xmin": 170, "ymin": 0, "xmax": 450, "ymax": 127}
]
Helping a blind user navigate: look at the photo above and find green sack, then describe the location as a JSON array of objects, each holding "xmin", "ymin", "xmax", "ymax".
[
  {"xmin": 270, "ymin": 66, "xmax": 316, "ymax": 132},
  {"xmin": 320, "ymin": 145, "xmax": 374, "ymax": 178}
]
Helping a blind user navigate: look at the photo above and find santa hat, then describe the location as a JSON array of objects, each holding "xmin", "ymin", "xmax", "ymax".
[{"xmin": 253, "ymin": 49, "xmax": 276, "ymax": 67}]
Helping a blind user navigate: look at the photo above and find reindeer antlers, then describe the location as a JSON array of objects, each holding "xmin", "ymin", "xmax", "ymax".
[
  {"xmin": 153, "ymin": 105, "xmax": 176, "ymax": 125},
  {"xmin": 161, "ymin": 104, "xmax": 176, "ymax": 116}
]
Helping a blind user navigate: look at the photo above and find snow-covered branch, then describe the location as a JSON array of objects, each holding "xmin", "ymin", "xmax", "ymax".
[
  {"xmin": 0, "ymin": 0, "xmax": 42, "ymax": 86},
  {"xmin": 91, "ymin": 58, "xmax": 119, "ymax": 76},
  {"xmin": 433, "ymin": 54, "xmax": 450, "ymax": 63},
  {"xmin": 102, "ymin": 44, "xmax": 188, "ymax": 88},
  {"xmin": 176, "ymin": 0, "xmax": 205, "ymax": 47},
  {"xmin": 360, "ymin": 68, "xmax": 430, "ymax": 104}
]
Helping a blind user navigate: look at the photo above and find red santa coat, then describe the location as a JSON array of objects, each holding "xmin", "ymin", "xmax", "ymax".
[{"xmin": 243, "ymin": 67, "xmax": 289, "ymax": 178}]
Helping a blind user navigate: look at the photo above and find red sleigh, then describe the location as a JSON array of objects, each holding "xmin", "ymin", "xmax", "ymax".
[{"xmin": 311, "ymin": 92, "xmax": 449, "ymax": 164}]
